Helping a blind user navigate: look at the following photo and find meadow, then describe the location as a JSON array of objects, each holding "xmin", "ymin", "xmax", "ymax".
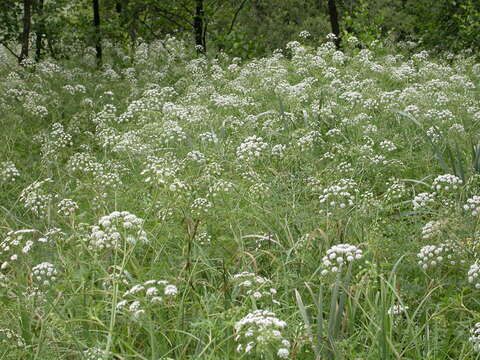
[{"xmin": 1, "ymin": 34, "xmax": 480, "ymax": 359}]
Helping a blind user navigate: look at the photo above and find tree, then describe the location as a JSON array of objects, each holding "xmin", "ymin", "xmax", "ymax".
[
  {"xmin": 193, "ymin": 0, "xmax": 205, "ymax": 53},
  {"xmin": 35, "ymin": 0, "xmax": 44, "ymax": 61},
  {"xmin": 19, "ymin": 0, "xmax": 33, "ymax": 63},
  {"xmin": 327, "ymin": 0, "xmax": 341, "ymax": 48},
  {"xmin": 92, "ymin": 0, "xmax": 102, "ymax": 65}
]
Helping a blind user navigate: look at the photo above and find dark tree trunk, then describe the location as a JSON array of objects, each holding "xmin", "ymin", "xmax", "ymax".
[
  {"xmin": 35, "ymin": 0, "xmax": 44, "ymax": 62},
  {"xmin": 327, "ymin": 0, "xmax": 341, "ymax": 48},
  {"xmin": 19, "ymin": 0, "xmax": 33, "ymax": 64},
  {"xmin": 92, "ymin": 0, "xmax": 102, "ymax": 65},
  {"xmin": 193, "ymin": 0, "xmax": 205, "ymax": 53}
]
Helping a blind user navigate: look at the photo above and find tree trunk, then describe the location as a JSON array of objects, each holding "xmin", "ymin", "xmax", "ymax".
[
  {"xmin": 19, "ymin": 0, "xmax": 33, "ymax": 64},
  {"xmin": 327, "ymin": 0, "xmax": 341, "ymax": 48},
  {"xmin": 92, "ymin": 0, "xmax": 102, "ymax": 66},
  {"xmin": 35, "ymin": 0, "xmax": 44, "ymax": 62},
  {"xmin": 193, "ymin": 0, "xmax": 205, "ymax": 53}
]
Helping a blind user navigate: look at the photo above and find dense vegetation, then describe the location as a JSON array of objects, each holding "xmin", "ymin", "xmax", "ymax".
[
  {"xmin": 1, "ymin": 0, "xmax": 480, "ymax": 62},
  {"xmin": 1, "ymin": 0, "xmax": 480, "ymax": 359},
  {"xmin": 1, "ymin": 34, "xmax": 480, "ymax": 359}
]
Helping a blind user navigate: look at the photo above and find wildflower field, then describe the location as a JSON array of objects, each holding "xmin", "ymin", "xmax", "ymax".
[{"xmin": 1, "ymin": 36, "xmax": 480, "ymax": 359}]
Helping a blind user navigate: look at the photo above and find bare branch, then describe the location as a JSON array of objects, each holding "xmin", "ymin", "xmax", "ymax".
[
  {"xmin": 0, "ymin": 40, "xmax": 20, "ymax": 60},
  {"xmin": 151, "ymin": 4, "xmax": 194, "ymax": 27},
  {"xmin": 228, "ymin": 0, "xmax": 250, "ymax": 35}
]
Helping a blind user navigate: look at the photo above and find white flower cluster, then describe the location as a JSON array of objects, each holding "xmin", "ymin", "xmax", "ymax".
[
  {"xmin": 190, "ymin": 198, "xmax": 212, "ymax": 216},
  {"xmin": 296, "ymin": 130, "xmax": 321, "ymax": 151},
  {"xmin": 299, "ymin": 30, "xmax": 311, "ymax": 39},
  {"xmin": 417, "ymin": 243, "xmax": 459, "ymax": 270},
  {"xmin": 464, "ymin": 196, "xmax": 480, "ymax": 216},
  {"xmin": 470, "ymin": 322, "xmax": 480, "ymax": 351},
  {"xmin": 0, "ymin": 327, "xmax": 25, "ymax": 349},
  {"xmin": 159, "ymin": 120, "xmax": 187, "ymax": 145},
  {"xmin": 87, "ymin": 211, "xmax": 148, "ymax": 251},
  {"xmin": 236, "ymin": 136, "xmax": 268, "ymax": 162},
  {"xmin": 234, "ymin": 310, "xmax": 290, "ymax": 358},
  {"xmin": 32, "ymin": 262, "xmax": 58, "ymax": 286},
  {"xmin": 387, "ymin": 304, "xmax": 409, "ymax": 316},
  {"xmin": 412, "ymin": 192, "xmax": 435, "ymax": 211},
  {"xmin": 186, "ymin": 150, "xmax": 206, "ymax": 164},
  {"xmin": 168, "ymin": 179, "xmax": 190, "ymax": 195},
  {"xmin": 231, "ymin": 272, "xmax": 279, "ymax": 305},
  {"xmin": 271, "ymin": 144, "xmax": 287, "ymax": 158},
  {"xmin": 102, "ymin": 265, "xmax": 132, "ymax": 289},
  {"xmin": 141, "ymin": 155, "xmax": 181, "ymax": 186},
  {"xmin": 0, "ymin": 161, "xmax": 20, "ymax": 183},
  {"xmin": 38, "ymin": 227, "xmax": 64, "ymax": 243},
  {"xmin": 321, "ymin": 244, "xmax": 363, "ymax": 275},
  {"xmin": 198, "ymin": 131, "xmax": 219, "ymax": 144},
  {"xmin": 57, "ymin": 198, "xmax": 79, "ymax": 216},
  {"xmin": 426, "ymin": 126, "xmax": 442, "ymax": 144},
  {"xmin": 318, "ymin": 179, "xmax": 358, "ymax": 214},
  {"xmin": 208, "ymin": 179, "xmax": 235, "ymax": 197},
  {"xmin": 432, "ymin": 174, "xmax": 462, "ymax": 192},
  {"xmin": 379, "ymin": 140, "xmax": 397, "ymax": 152},
  {"xmin": 117, "ymin": 280, "xmax": 178, "ymax": 318},
  {"xmin": 40, "ymin": 122, "xmax": 73, "ymax": 162},
  {"xmin": 83, "ymin": 347, "xmax": 105, "ymax": 360},
  {"xmin": 421, "ymin": 220, "xmax": 444, "ymax": 240},
  {"xmin": 20, "ymin": 178, "xmax": 55, "ymax": 216},
  {"xmin": 249, "ymin": 182, "xmax": 270, "ymax": 197},
  {"xmin": 468, "ymin": 263, "xmax": 480, "ymax": 289},
  {"xmin": 383, "ymin": 178, "xmax": 406, "ymax": 201},
  {"xmin": 0, "ymin": 229, "xmax": 38, "ymax": 269}
]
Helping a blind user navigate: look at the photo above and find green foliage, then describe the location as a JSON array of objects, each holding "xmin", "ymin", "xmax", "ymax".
[{"xmin": 1, "ymin": 16, "xmax": 480, "ymax": 360}]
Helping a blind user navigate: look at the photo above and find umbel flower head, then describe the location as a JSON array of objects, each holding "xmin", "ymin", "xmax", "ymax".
[
  {"xmin": 470, "ymin": 322, "xmax": 480, "ymax": 351},
  {"xmin": 116, "ymin": 279, "xmax": 178, "ymax": 318},
  {"xmin": 234, "ymin": 310, "xmax": 290, "ymax": 358},
  {"xmin": 231, "ymin": 272, "xmax": 279, "ymax": 305},
  {"xmin": 321, "ymin": 243, "xmax": 363, "ymax": 275},
  {"xmin": 32, "ymin": 262, "xmax": 58, "ymax": 287},
  {"xmin": 86, "ymin": 211, "xmax": 148, "ymax": 251}
]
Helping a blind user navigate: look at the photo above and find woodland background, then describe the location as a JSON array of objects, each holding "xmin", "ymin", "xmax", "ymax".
[{"xmin": 1, "ymin": 0, "xmax": 480, "ymax": 64}]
